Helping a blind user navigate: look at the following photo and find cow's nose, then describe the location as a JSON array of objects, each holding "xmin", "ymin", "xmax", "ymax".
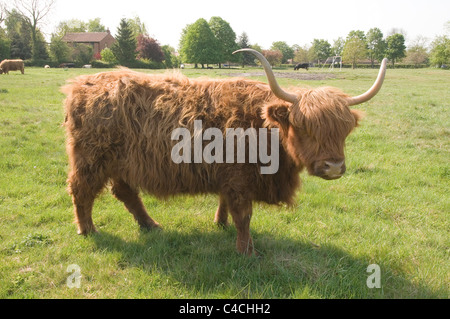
[
  {"xmin": 314, "ymin": 160, "xmax": 346, "ymax": 180},
  {"xmin": 323, "ymin": 160, "xmax": 346, "ymax": 179}
]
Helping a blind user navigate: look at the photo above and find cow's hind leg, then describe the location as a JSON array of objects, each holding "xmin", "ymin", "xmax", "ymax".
[
  {"xmin": 111, "ymin": 179, "xmax": 161, "ymax": 230},
  {"xmin": 68, "ymin": 170, "xmax": 106, "ymax": 235}
]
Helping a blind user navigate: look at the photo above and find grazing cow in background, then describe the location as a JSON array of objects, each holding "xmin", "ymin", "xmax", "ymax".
[
  {"xmin": 60, "ymin": 63, "xmax": 75, "ymax": 68},
  {"xmin": 0, "ymin": 59, "xmax": 25, "ymax": 74},
  {"xmin": 63, "ymin": 49, "xmax": 387, "ymax": 255},
  {"xmin": 294, "ymin": 63, "xmax": 309, "ymax": 71}
]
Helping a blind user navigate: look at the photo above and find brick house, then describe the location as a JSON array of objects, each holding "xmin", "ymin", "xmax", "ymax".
[{"xmin": 62, "ymin": 30, "xmax": 116, "ymax": 58}]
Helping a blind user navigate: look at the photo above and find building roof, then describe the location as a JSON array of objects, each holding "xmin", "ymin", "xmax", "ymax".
[{"xmin": 62, "ymin": 32, "xmax": 113, "ymax": 43}]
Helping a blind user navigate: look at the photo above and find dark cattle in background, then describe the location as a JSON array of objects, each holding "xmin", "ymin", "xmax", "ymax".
[
  {"xmin": 294, "ymin": 63, "xmax": 309, "ymax": 71},
  {"xmin": 63, "ymin": 49, "xmax": 387, "ymax": 255},
  {"xmin": 60, "ymin": 63, "xmax": 76, "ymax": 68}
]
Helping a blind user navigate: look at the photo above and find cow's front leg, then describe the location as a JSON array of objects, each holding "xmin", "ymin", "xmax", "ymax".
[
  {"xmin": 228, "ymin": 199, "xmax": 255, "ymax": 256},
  {"xmin": 214, "ymin": 194, "xmax": 229, "ymax": 228}
]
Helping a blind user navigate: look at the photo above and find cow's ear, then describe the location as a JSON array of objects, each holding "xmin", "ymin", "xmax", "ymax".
[
  {"xmin": 263, "ymin": 103, "xmax": 290, "ymax": 132},
  {"xmin": 351, "ymin": 109, "xmax": 365, "ymax": 127}
]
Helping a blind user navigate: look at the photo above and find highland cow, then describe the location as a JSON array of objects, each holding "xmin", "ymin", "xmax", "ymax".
[
  {"xmin": 0, "ymin": 59, "xmax": 25, "ymax": 74},
  {"xmin": 63, "ymin": 49, "xmax": 387, "ymax": 255}
]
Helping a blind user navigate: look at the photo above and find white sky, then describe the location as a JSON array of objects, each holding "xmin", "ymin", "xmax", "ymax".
[{"xmin": 42, "ymin": 0, "xmax": 449, "ymax": 49}]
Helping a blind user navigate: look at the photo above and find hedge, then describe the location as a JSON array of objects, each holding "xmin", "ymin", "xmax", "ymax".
[
  {"xmin": 283, "ymin": 63, "xmax": 430, "ymax": 69},
  {"xmin": 22, "ymin": 59, "xmax": 166, "ymax": 69}
]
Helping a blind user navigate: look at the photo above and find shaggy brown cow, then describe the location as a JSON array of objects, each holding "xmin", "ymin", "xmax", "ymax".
[
  {"xmin": 63, "ymin": 49, "xmax": 387, "ymax": 255},
  {"xmin": 0, "ymin": 59, "xmax": 25, "ymax": 74}
]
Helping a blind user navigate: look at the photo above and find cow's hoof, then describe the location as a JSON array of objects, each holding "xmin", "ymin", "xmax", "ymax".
[
  {"xmin": 77, "ymin": 226, "xmax": 98, "ymax": 236},
  {"xmin": 140, "ymin": 222, "xmax": 162, "ymax": 232},
  {"xmin": 215, "ymin": 220, "xmax": 230, "ymax": 229}
]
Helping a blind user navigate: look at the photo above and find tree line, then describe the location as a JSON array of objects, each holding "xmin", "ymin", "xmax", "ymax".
[
  {"xmin": 0, "ymin": 0, "xmax": 449, "ymax": 69},
  {"xmin": 179, "ymin": 19, "xmax": 449, "ymax": 69},
  {"xmin": 0, "ymin": 1, "xmax": 178, "ymax": 68},
  {"xmin": 0, "ymin": 0, "xmax": 54, "ymax": 63}
]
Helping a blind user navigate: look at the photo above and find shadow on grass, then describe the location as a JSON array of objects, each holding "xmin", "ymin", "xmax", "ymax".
[{"xmin": 90, "ymin": 226, "xmax": 443, "ymax": 298}]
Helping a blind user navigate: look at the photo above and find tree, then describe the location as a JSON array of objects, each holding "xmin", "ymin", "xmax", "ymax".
[
  {"xmin": 136, "ymin": 34, "xmax": 164, "ymax": 62},
  {"xmin": 404, "ymin": 36, "xmax": 429, "ymax": 66},
  {"xmin": 87, "ymin": 18, "xmax": 106, "ymax": 32},
  {"xmin": 13, "ymin": 0, "xmax": 55, "ymax": 61},
  {"xmin": 0, "ymin": 2, "xmax": 5, "ymax": 25},
  {"xmin": 209, "ymin": 16, "xmax": 238, "ymax": 68},
  {"xmin": 0, "ymin": 34, "xmax": 10, "ymax": 60},
  {"xmin": 111, "ymin": 18, "xmax": 137, "ymax": 65},
  {"xmin": 332, "ymin": 37, "xmax": 345, "ymax": 56},
  {"xmin": 33, "ymin": 28, "xmax": 48, "ymax": 60},
  {"xmin": 250, "ymin": 43, "xmax": 263, "ymax": 53},
  {"xmin": 5, "ymin": 9, "xmax": 32, "ymax": 59},
  {"xmin": 55, "ymin": 19, "xmax": 86, "ymax": 37},
  {"xmin": 342, "ymin": 30, "xmax": 367, "ymax": 68},
  {"xmin": 5, "ymin": 9, "xmax": 25, "ymax": 34},
  {"xmin": 128, "ymin": 15, "xmax": 148, "ymax": 39},
  {"xmin": 161, "ymin": 45, "xmax": 179, "ymax": 68},
  {"xmin": 55, "ymin": 18, "xmax": 106, "ymax": 36},
  {"xmin": 348, "ymin": 30, "xmax": 366, "ymax": 42},
  {"xmin": 237, "ymin": 32, "xmax": 253, "ymax": 67},
  {"xmin": 0, "ymin": 5, "xmax": 10, "ymax": 59},
  {"xmin": 405, "ymin": 45, "xmax": 428, "ymax": 66},
  {"xmin": 294, "ymin": 45, "xmax": 309, "ymax": 63},
  {"xmin": 429, "ymin": 35, "xmax": 450, "ymax": 67},
  {"xmin": 49, "ymin": 34, "xmax": 71, "ymax": 63},
  {"xmin": 179, "ymin": 18, "xmax": 219, "ymax": 68},
  {"xmin": 71, "ymin": 43, "xmax": 92, "ymax": 65},
  {"xmin": 310, "ymin": 39, "xmax": 331, "ymax": 64},
  {"xmin": 262, "ymin": 50, "xmax": 282, "ymax": 67},
  {"xmin": 100, "ymin": 47, "xmax": 117, "ymax": 64},
  {"xmin": 386, "ymin": 33, "xmax": 406, "ymax": 66},
  {"xmin": 387, "ymin": 28, "xmax": 407, "ymax": 38},
  {"xmin": 366, "ymin": 28, "xmax": 386, "ymax": 67},
  {"xmin": 270, "ymin": 41, "xmax": 294, "ymax": 64},
  {"xmin": 178, "ymin": 24, "xmax": 190, "ymax": 55}
]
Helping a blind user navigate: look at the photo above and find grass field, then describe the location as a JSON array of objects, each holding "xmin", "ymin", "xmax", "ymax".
[{"xmin": 0, "ymin": 66, "xmax": 448, "ymax": 299}]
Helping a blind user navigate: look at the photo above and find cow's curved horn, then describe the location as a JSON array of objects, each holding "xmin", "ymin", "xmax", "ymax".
[
  {"xmin": 233, "ymin": 48, "xmax": 298, "ymax": 104},
  {"xmin": 346, "ymin": 58, "xmax": 388, "ymax": 106}
]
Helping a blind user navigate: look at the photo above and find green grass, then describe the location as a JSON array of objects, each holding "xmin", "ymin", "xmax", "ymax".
[{"xmin": 0, "ymin": 66, "xmax": 448, "ymax": 298}]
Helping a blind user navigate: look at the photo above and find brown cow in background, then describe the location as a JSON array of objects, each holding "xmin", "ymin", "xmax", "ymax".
[
  {"xmin": 63, "ymin": 49, "xmax": 387, "ymax": 255},
  {"xmin": 0, "ymin": 59, "xmax": 25, "ymax": 74}
]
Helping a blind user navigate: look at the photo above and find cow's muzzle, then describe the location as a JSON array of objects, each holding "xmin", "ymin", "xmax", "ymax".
[{"xmin": 313, "ymin": 160, "xmax": 346, "ymax": 180}]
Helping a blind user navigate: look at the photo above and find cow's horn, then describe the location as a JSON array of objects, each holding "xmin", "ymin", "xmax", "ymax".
[
  {"xmin": 233, "ymin": 48, "xmax": 298, "ymax": 104},
  {"xmin": 346, "ymin": 58, "xmax": 388, "ymax": 106}
]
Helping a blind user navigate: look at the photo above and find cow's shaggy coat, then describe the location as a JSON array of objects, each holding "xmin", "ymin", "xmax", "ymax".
[{"xmin": 63, "ymin": 68, "xmax": 363, "ymax": 255}]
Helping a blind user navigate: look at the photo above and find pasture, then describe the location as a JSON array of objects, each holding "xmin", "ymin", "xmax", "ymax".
[{"xmin": 0, "ymin": 66, "xmax": 448, "ymax": 299}]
